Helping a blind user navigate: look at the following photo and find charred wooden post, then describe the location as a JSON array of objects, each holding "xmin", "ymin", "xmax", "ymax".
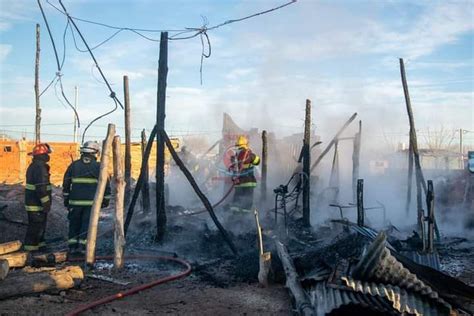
[
  {"xmin": 162, "ymin": 130, "xmax": 238, "ymax": 255},
  {"xmin": 156, "ymin": 32, "xmax": 168, "ymax": 242},
  {"xmin": 0, "ymin": 266, "xmax": 83, "ymax": 300},
  {"xmin": 32, "ymin": 252, "xmax": 67, "ymax": 266},
  {"xmin": 140, "ymin": 129, "xmax": 151, "ymax": 214},
  {"xmin": 260, "ymin": 130, "xmax": 268, "ymax": 205},
  {"xmin": 357, "ymin": 179, "xmax": 364, "ymax": 227},
  {"xmin": 0, "ymin": 240, "xmax": 22, "ymax": 255},
  {"xmin": 123, "ymin": 75, "xmax": 132, "ymax": 206},
  {"xmin": 311, "ymin": 112, "xmax": 357, "ymax": 173},
  {"xmin": 302, "ymin": 99, "xmax": 311, "ymax": 227},
  {"xmin": 426, "ymin": 180, "xmax": 435, "ymax": 253},
  {"xmin": 329, "ymin": 140, "xmax": 339, "ymax": 203},
  {"xmin": 352, "ymin": 120, "xmax": 362, "ymax": 203},
  {"xmin": 400, "ymin": 58, "xmax": 427, "ymax": 231},
  {"xmin": 124, "ymin": 126, "xmax": 157, "ymax": 235},
  {"xmin": 275, "ymin": 241, "xmax": 313, "ymax": 316},
  {"xmin": 405, "ymin": 139, "xmax": 414, "ymax": 215},
  {"xmin": 34, "ymin": 23, "xmax": 41, "ymax": 144},
  {"xmin": 113, "ymin": 136, "xmax": 125, "ymax": 269},
  {"xmin": 86, "ymin": 123, "xmax": 115, "ymax": 265}
]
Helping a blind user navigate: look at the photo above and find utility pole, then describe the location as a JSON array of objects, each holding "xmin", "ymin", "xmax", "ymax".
[
  {"xmin": 73, "ymin": 86, "xmax": 78, "ymax": 143},
  {"xmin": 156, "ymin": 32, "xmax": 168, "ymax": 241},
  {"xmin": 34, "ymin": 23, "xmax": 41, "ymax": 144},
  {"xmin": 123, "ymin": 76, "xmax": 132, "ymax": 206},
  {"xmin": 302, "ymin": 99, "xmax": 311, "ymax": 227}
]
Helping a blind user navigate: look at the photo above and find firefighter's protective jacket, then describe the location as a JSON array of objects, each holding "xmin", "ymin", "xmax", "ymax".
[
  {"xmin": 231, "ymin": 147, "xmax": 261, "ymax": 187},
  {"xmin": 62, "ymin": 155, "xmax": 111, "ymax": 207},
  {"xmin": 25, "ymin": 156, "xmax": 52, "ymax": 212}
]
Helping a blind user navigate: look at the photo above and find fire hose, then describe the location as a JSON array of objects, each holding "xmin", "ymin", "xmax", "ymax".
[
  {"xmin": 179, "ymin": 184, "xmax": 235, "ymax": 217},
  {"xmin": 66, "ymin": 255, "xmax": 192, "ymax": 316}
]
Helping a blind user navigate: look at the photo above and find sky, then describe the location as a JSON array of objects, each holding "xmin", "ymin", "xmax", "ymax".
[{"xmin": 0, "ymin": 0, "xmax": 473, "ymax": 152}]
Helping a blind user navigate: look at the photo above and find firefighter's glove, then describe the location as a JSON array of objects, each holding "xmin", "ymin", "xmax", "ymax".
[{"xmin": 101, "ymin": 199, "xmax": 110, "ymax": 208}]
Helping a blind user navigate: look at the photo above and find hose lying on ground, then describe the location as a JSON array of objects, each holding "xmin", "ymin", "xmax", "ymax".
[{"xmin": 66, "ymin": 255, "xmax": 192, "ymax": 316}]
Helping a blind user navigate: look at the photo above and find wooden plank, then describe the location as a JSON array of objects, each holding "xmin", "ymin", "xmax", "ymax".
[
  {"xmin": 0, "ymin": 240, "xmax": 22, "ymax": 255},
  {"xmin": 86, "ymin": 123, "xmax": 116, "ymax": 265}
]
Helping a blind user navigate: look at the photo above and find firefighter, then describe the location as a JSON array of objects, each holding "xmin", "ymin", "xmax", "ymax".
[
  {"xmin": 63, "ymin": 141, "xmax": 111, "ymax": 254},
  {"xmin": 229, "ymin": 135, "xmax": 261, "ymax": 213},
  {"xmin": 24, "ymin": 143, "xmax": 53, "ymax": 251}
]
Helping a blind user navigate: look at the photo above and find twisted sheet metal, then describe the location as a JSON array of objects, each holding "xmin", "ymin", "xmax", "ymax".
[
  {"xmin": 352, "ymin": 232, "xmax": 451, "ymax": 306},
  {"xmin": 308, "ymin": 281, "xmax": 398, "ymax": 316},
  {"xmin": 342, "ymin": 277, "xmax": 451, "ymax": 316},
  {"xmin": 400, "ymin": 251, "xmax": 441, "ymax": 271}
]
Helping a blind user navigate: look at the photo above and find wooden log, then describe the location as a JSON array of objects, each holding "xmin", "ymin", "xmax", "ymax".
[
  {"xmin": 0, "ymin": 259, "xmax": 9, "ymax": 280},
  {"xmin": 0, "ymin": 266, "xmax": 83, "ymax": 300},
  {"xmin": 156, "ymin": 32, "xmax": 169, "ymax": 242},
  {"xmin": 0, "ymin": 251, "xmax": 28, "ymax": 268},
  {"xmin": 275, "ymin": 241, "xmax": 313, "ymax": 316},
  {"xmin": 32, "ymin": 252, "xmax": 67, "ymax": 267},
  {"xmin": 0, "ymin": 240, "xmax": 22, "ymax": 255},
  {"xmin": 35, "ymin": 23, "xmax": 41, "ymax": 144},
  {"xmin": 140, "ymin": 129, "xmax": 151, "ymax": 214},
  {"xmin": 113, "ymin": 136, "xmax": 125, "ymax": 269},
  {"xmin": 302, "ymin": 99, "xmax": 311, "ymax": 227},
  {"xmin": 162, "ymin": 130, "xmax": 238, "ymax": 255},
  {"xmin": 86, "ymin": 123, "xmax": 115, "ymax": 265},
  {"xmin": 123, "ymin": 75, "xmax": 132, "ymax": 206},
  {"xmin": 311, "ymin": 112, "xmax": 357, "ymax": 173}
]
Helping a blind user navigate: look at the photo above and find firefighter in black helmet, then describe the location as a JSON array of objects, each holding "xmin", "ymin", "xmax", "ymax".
[
  {"xmin": 24, "ymin": 143, "xmax": 53, "ymax": 251},
  {"xmin": 63, "ymin": 141, "xmax": 111, "ymax": 254}
]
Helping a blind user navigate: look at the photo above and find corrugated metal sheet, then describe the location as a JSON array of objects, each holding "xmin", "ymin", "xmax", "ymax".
[
  {"xmin": 308, "ymin": 281, "xmax": 398, "ymax": 316},
  {"xmin": 341, "ymin": 277, "xmax": 451, "ymax": 316},
  {"xmin": 400, "ymin": 251, "xmax": 441, "ymax": 271},
  {"xmin": 352, "ymin": 232, "xmax": 448, "ymax": 304}
]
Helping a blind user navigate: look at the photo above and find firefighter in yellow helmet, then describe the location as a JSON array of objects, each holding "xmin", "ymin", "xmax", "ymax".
[{"xmin": 229, "ymin": 135, "xmax": 260, "ymax": 213}]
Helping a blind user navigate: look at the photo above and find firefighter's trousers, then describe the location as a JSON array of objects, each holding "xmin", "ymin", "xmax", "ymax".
[
  {"xmin": 68, "ymin": 206, "xmax": 91, "ymax": 249},
  {"xmin": 24, "ymin": 211, "xmax": 48, "ymax": 251}
]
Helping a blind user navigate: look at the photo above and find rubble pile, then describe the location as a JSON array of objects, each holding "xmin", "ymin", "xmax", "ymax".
[{"xmin": 279, "ymin": 227, "xmax": 474, "ymax": 316}]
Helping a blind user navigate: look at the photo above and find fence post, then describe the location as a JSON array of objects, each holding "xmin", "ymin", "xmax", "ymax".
[
  {"xmin": 302, "ymin": 99, "xmax": 311, "ymax": 227},
  {"xmin": 141, "ymin": 129, "xmax": 151, "ymax": 214},
  {"xmin": 86, "ymin": 124, "xmax": 115, "ymax": 265},
  {"xmin": 112, "ymin": 136, "xmax": 125, "ymax": 269},
  {"xmin": 357, "ymin": 179, "xmax": 364, "ymax": 227},
  {"xmin": 123, "ymin": 75, "xmax": 132, "ymax": 206}
]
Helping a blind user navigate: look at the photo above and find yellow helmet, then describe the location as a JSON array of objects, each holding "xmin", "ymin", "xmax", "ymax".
[{"xmin": 235, "ymin": 135, "xmax": 248, "ymax": 147}]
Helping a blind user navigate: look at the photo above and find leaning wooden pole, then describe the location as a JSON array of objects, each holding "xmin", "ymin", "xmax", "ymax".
[
  {"xmin": 156, "ymin": 32, "xmax": 168, "ymax": 241},
  {"xmin": 123, "ymin": 75, "xmax": 132, "ymax": 207},
  {"xmin": 86, "ymin": 123, "xmax": 115, "ymax": 265},
  {"xmin": 34, "ymin": 23, "xmax": 41, "ymax": 144},
  {"xmin": 260, "ymin": 130, "xmax": 268, "ymax": 206},
  {"xmin": 124, "ymin": 125, "xmax": 157, "ymax": 235},
  {"xmin": 162, "ymin": 130, "xmax": 238, "ymax": 255},
  {"xmin": 352, "ymin": 120, "xmax": 362, "ymax": 203},
  {"xmin": 140, "ymin": 129, "xmax": 151, "ymax": 214},
  {"xmin": 400, "ymin": 58, "xmax": 427, "ymax": 229},
  {"xmin": 302, "ymin": 99, "xmax": 311, "ymax": 227},
  {"xmin": 426, "ymin": 180, "xmax": 435, "ymax": 253},
  {"xmin": 275, "ymin": 240, "xmax": 313, "ymax": 316},
  {"xmin": 311, "ymin": 112, "xmax": 357, "ymax": 173},
  {"xmin": 112, "ymin": 136, "xmax": 125, "ymax": 269}
]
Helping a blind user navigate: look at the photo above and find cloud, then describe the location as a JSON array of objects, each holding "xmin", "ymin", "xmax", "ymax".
[{"xmin": 0, "ymin": 44, "xmax": 12, "ymax": 62}]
